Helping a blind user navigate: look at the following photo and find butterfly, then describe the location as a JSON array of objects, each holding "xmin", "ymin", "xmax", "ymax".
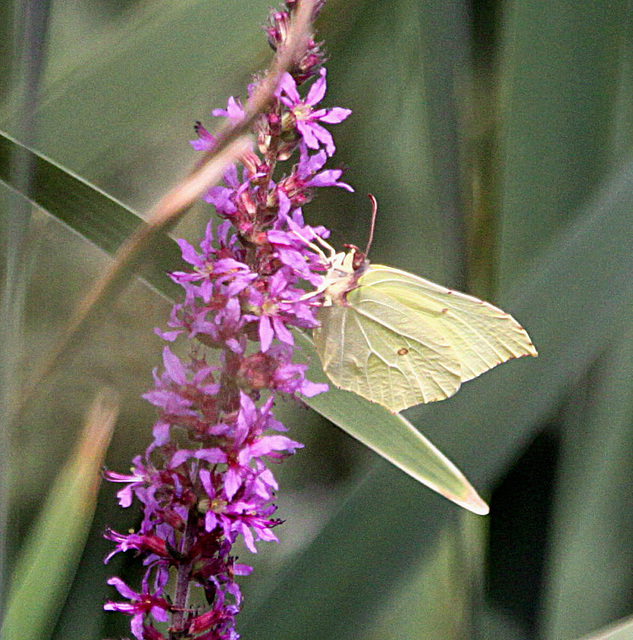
[{"xmin": 302, "ymin": 211, "xmax": 537, "ymax": 413}]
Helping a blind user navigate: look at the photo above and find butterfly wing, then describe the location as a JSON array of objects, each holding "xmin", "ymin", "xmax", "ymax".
[
  {"xmin": 360, "ymin": 265, "xmax": 537, "ymax": 383},
  {"xmin": 314, "ymin": 285, "xmax": 463, "ymax": 413}
]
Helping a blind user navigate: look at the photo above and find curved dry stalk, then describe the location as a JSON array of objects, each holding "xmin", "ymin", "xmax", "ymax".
[{"xmin": 13, "ymin": 0, "xmax": 319, "ymax": 425}]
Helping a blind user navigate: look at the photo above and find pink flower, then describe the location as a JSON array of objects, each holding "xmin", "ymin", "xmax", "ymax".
[
  {"xmin": 277, "ymin": 68, "xmax": 351, "ymax": 155},
  {"xmin": 104, "ymin": 578, "xmax": 170, "ymax": 640}
]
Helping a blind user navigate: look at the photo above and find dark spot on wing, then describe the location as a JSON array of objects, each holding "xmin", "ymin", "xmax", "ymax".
[{"xmin": 397, "ymin": 347, "xmax": 409, "ymax": 356}]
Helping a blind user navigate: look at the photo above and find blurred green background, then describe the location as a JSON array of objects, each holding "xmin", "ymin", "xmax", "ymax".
[{"xmin": 3, "ymin": 0, "xmax": 633, "ymax": 639}]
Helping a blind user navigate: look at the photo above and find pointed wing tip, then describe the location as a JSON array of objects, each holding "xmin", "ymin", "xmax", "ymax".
[
  {"xmin": 519, "ymin": 344, "xmax": 538, "ymax": 360},
  {"xmin": 515, "ymin": 343, "xmax": 538, "ymax": 359},
  {"xmin": 520, "ymin": 332, "xmax": 538, "ymax": 357}
]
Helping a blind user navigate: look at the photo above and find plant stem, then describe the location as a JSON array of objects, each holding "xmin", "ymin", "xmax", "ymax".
[{"xmin": 170, "ymin": 506, "xmax": 198, "ymax": 635}]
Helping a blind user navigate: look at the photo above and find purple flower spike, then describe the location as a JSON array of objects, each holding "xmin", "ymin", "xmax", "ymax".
[{"xmin": 106, "ymin": 3, "xmax": 350, "ymax": 638}]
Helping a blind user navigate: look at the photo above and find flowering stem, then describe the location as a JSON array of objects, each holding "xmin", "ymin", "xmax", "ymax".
[
  {"xmin": 103, "ymin": 2, "xmax": 354, "ymax": 638},
  {"xmin": 171, "ymin": 507, "xmax": 197, "ymax": 634},
  {"xmin": 201, "ymin": 0, "xmax": 317, "ymax": 164}
]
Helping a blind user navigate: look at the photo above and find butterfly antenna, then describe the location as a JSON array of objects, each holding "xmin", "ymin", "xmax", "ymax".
[{"xmin": 365, "ymin": 194, "xmax": 378, "ymax": 258}]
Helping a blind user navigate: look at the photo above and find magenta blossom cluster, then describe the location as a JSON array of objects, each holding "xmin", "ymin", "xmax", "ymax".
[{"xmin": 103, "ymin": 3, "xmax": 352, "ymax": 639}]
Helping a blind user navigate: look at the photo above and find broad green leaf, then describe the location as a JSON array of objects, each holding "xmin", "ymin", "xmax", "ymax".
[
  {"xmin": 486, "ymin": 3, "xmax": 631, "ymax": 634},
  {"xmin": 0, "ymin": 129, "xmax": 488, "ymax": 516},
  {"xmin": 297, "ymin": 331, "xmax": 487, "ymax": 514},
  {"xmin": 359, "ymin": 513, "xmax": 485, "ymax": 640},
  {"xmin": 0, "ymin": 130, "xmax": 183, "ymax": 300},
  {"xmin": 2, "ymin": 3, "xmax": 54, "ymax": 608}
]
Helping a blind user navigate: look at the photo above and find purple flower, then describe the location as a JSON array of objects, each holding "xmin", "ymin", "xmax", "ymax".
[
  {"xmin": 266, "ymin": 229, "xmax": 324, "ymax": 285},
  {"xmin": 187, "ymin": 579, "xmax": 241, "ymax": 638},
  {"xmin": 277, "ymin": 68, "xmax": 351, "ymax": 156},
  {"xmin": 104, "ymin": 577, "xmax": 170, "ymax": 640},
  {"xmin": 270, "ymin": 345, "xmax": 329, "ymax": 397},
  {"xmin": 103, "ymin": 457, "xmax": 147, "ymax": 508},
  {"xmin": 212, "ymin": 96, "xmax": 246, "ymax": 124},
  {"xmin": 245, "ymin": 270, "xmax": 296, "ymax": 351},
  {"xmin": 103, "ymin": 528, "xmax": 170, "ymax": 565},
  {"xmin": 191, "ymin": 97, "xmax": 246, "ymax": 155},
  {"xmin": 191, "ymin": 121, "xmax": 215, "ymax": 152},
  {"xmin": 172, "ymin": 229, "xmax": 257, "ymax": 301},
  {"xmin": 295, "ymin": 145, "xmax": 354, "ymax": 192},
  {"xmin": 202, "ymin": 164, "xmax": 241, "ymax": 213}
]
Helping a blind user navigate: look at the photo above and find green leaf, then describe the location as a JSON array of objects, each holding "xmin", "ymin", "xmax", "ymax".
[
  {"xmin": 1, "ymin": 392, "xmax": 117, "ymax": 640},
  {"xmin": 496, "ymin": 0, "xmax": 624, "ymax": 290},
  {"xmin": 0, "ymin": 129, "xmax": 183, "ymax": 300},
  {"xmin": 297, "ymin": 331, "xmax": 487, "ymax": 514},
  {"xmin": 0, "ymin": 129, "xmax": 488, "ymax": 516},
  {"xmin": 357, "ymin": 512, "xmax": 485, "ymax": 640}
]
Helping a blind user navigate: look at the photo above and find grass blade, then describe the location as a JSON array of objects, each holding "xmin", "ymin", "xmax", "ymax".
[{"xmin": 1, "ymin": 391, "xmax": 118, "ymax": 640}]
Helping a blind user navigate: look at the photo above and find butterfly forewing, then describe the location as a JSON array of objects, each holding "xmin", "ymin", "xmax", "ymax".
[
  {"xmin": 358, "ymin": 265, "xmax": 537, "ymax": 382},
  {"xmin": 314, "ymin": 285, "xmax": 463, "ymax": 413}
]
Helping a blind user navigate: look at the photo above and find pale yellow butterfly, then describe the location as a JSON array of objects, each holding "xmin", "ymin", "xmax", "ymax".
[{"xmin": 302, "ymin": 215, "xmax": 537, "ymax": 413}]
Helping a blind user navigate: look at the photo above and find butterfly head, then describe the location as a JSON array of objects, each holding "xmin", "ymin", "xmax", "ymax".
[
  {"xmin": 317, "ymin": 244, "xmax": 368, "ymax": 307},
  {"xmin": 291, "ymin": 231, "xmax": 368, "ymax": 306}
]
